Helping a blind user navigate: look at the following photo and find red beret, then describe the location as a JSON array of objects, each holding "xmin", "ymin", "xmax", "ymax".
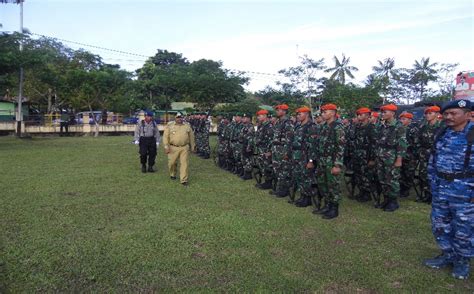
[
  {"xmin": 424, "ymin": 106, "xmax": 441, "ymax": 114},
  {"xmin": 275, "ymin": 104, "xmax": 289, "ymax": 110},
  {"xmin": 321, "ymin": 103, "xmax": 337, "ymax": 111},
  {"xmin": 371, "ymin": 111, "xmax": 379, "ymax": 118},
  {"xmin": 296, "ymin": 106, "xmax": 311, "ymax": 113},
  {"xmin": 399, "ymin": 112, "xmax": 414, "ymax": 119},
  {"xmin": 356, "ymin": 107, "xmax": 371, "ymax": 115},
  {"xmin": 380, "ymin": 104, "xmax": 398, "ymax": 111},
  {"xmin": 256, "ymin": 109, "xmax": 269, "ymax": 116}
]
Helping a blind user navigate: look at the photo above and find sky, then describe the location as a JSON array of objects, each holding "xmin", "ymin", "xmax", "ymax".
[{"xmin": 1, "ymin": 0, "xmax": 473, "ymax": 92}]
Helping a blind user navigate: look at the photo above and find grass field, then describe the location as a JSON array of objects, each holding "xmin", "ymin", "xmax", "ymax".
[{"xmin": 1, "ymin": 135, "xmax": 473, "ymax": 292}]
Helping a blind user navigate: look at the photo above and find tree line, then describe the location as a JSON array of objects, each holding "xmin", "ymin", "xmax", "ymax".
[{"xmin": 0, "ymin": 33, "xmax": 460, "ymax": 116}]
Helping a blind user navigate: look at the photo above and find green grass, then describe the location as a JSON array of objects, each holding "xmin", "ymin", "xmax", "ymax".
[{"xmin": 1, "ymin": 136, "xmax": 473, "ymax": 292}]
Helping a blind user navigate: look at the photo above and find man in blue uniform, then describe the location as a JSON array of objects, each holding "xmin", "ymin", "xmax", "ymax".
[{"xmin": 424, "ymin": 99, "xmax": 474, "ymax": 280}]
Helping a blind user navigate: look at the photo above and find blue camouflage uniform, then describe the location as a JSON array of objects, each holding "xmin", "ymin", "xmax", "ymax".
[{"xmin": 428, "ymin": 121, "xmax": 474, "ymax": 258}]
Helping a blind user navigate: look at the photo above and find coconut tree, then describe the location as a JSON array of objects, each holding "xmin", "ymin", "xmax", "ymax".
[
  {"xmin": 410, "ymin": 57, "xmax": 438, "ymax": 100},
  {"xmin": 324, "ymin": 54, "xmax": 359, "ymax": 84}
]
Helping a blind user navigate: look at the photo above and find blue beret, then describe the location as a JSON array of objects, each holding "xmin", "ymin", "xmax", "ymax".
[
  {"xmin": 441, "ymin": 99, "xmax": 472, "ymax": 113},
  {"xmin": 145, "ymin": 111, "xmax": 154, "ymax": 117}
]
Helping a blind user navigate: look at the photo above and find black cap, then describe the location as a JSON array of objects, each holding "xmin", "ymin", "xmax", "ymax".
[{"xmin": 441, "ymin": 99, "xmax": 472, "ymax": 113}]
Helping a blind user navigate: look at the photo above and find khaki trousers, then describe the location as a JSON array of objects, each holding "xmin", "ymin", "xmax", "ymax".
[{"xmin": 167, "ymin": 145, "xmax": 190, "ymax": 183}]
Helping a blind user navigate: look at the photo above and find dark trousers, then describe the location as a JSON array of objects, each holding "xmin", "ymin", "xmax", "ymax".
[{"xmin": 139, "ymin": 137, "xmax": 157, "ymax": 166}]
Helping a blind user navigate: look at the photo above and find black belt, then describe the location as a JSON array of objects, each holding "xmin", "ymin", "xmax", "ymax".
[
  {"xmin": 170, "ymin": 144, "xmax": 187, "ymax": 147},
  {"xmin": 437, "ymin": 171, "xmax": 474, "ymax": 181}
]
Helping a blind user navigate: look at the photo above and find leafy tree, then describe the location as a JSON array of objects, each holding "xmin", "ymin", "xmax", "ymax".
[
  {"xmin": 410, "ymin": 57, "xmax": 438, "ymax": 100},
  {"xmin": 324, "ymin": 54, "xmax": 359, "ymax": 84}
]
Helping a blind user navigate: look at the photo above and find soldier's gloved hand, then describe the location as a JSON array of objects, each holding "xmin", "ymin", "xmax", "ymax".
[{"xmin": 134, "ymin": 140, "xmax": 139, "ymax": 145}]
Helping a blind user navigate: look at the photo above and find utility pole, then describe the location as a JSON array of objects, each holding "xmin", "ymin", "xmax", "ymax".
[{"xmin": 17, "ymin": 0, "xmax": 24, "ymax": 137}]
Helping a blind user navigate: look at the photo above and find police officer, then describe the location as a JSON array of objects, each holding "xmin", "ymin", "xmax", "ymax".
[
  {"xmin": 163, "ymin": 113, "xmax": 196, "ymax": 186},
  {"xmin": 134, "ymin": 111, "xmax": 161, "ymax": 173},
  {"xmin": 424, "ymin": 99, "xmax": 474, "ymax": 280}
]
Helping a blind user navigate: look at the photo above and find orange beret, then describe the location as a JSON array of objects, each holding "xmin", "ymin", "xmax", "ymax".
[
  {"xmin": 256, "ymin": 109, "xmax": 269, "ymax": 116},
  {"xmin": 380, "ymin": 104, "xmax": 398, "ymax": 111},
  {"xmin": 356, "ymin": 107, "xmax": 371, "ymax": 115},
  {"xmin": 371, "ymin": 111, "xmax": 379, "ymax": 118},
  {"xmin": 275, "ymin": 104, "xmax": 289, "ymax": 110},
  {"xmin": 399, "ymin": 112, "xmax": 414, "ymax": 119},
  {"xmin": 424, "ymin": 106, "xmax": 441, "ymax": 114},
  {"xmin": 321, "ymin": 103, "xmax": 337, "ymax": 111},
  {"xmin": 296, "ymin": 106, "xmax": 311, "ymax": 113}
]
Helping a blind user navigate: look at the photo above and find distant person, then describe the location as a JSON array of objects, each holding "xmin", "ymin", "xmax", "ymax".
[
  {"xmin": 134, "ymin": 111, "xmax": 161, "ymax": 173},
  {"xmin": 101, "ymin": 109, "xmax": 108, "ymax": 125},
  {"xmin": 163, "ymin": 113, "xmax": 195, "ymax": 186},
  {"xmin": 59, "ymin": 111, "xmax": 69, "ymax": 136}
]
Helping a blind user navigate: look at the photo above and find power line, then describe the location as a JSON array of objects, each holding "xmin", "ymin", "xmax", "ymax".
[{"xmin": 30, "ymin": 32, "xmax": 286, "ymax": 77}]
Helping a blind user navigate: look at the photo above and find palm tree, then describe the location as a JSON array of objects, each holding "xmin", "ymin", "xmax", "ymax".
[
  {"xmin": 324, "ymin": 54, "xmax": 359, "ymax": 84},
  {"xmin": 372, "ymin": 57, "xmax": 399, "ymax": 103},
  {"xmin": 411, "ymin": 57, "xmax": 438, "ymax": 100}
]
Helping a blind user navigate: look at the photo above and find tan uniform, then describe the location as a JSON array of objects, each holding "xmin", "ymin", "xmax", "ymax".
[{"xmin": 163, "ymin": 121, "xmax": 196, "ymax": 183}]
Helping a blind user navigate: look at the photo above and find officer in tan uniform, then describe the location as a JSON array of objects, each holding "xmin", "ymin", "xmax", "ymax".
[{"xmin": 163, "ymin": 113, "xmax": 196, "ymax": 186}]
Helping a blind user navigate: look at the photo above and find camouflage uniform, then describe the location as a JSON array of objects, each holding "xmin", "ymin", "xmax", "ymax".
[
  {"xmin": 427, "ymin": 121, "xmax": 474, "ymax": 276},
  {"xmin": 271, "ymin": 116, "xmax": 294, "ymax": 196},
  {"xmin": 255, "ymin": 120, "xmax": 274, "ymax": 186},
  {"xmin": 313, "ymin": 120, "xmax": 346, "ymax": 206},
  {"xmin": 239, "ymin": 120, "xmax": 255, "ymax": 177},
  {"xmin": 291, "ymin": 120, "xmax": 318, "ymax": 200},
  {"xmin": 374, "ymin": 118, "xmax": 407, "ymax": 208},
  {"xmin": 418, "ymin": 120, "xmax": 442, "ymax": 201},
  {"xmin": 230, "ymin": 120, "xmax": 244, "ymax": 174},
  {"xmin": 400, "ymin": 122, "xmax": 420, "ymax": 198},
  {"xmin": 352, "ymin": 122, "xmax": 375, "ymax": 201},
  {"xmin": 223, "ymin": 120, "xmax": 235, "ymax": 170},
  {"xmin": 217, "ymin": 118, "xmax": 229, "ymax": 168}
]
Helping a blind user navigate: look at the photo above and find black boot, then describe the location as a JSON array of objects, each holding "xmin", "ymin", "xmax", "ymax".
[
  {"xmin": 141, "ymin": 164, "xmax": 147, "ymax": 173},
  {"xmin": 202, "ymin": 153, "xmax": 210, "ymax": 159},
  {"xmin": 322, "ymin": 203, "xmax": 339, "ymax": 219},
  {"xmin": 313, "ymin": 202, "xmax": 329, "ymax": 214},
  {"xmin": 400, "ymin": 185, "xmax": 410, "ymax": 198},
  {"xmin": 383, "ymin": 199, "xmax": 399, "ymax": 212},
  {"xmin": 295, "ymin": 196, "xmax": 312, "ymax": 207},
  {"xmin": 258, "ymin": 180, "xmax": 273, "ymax": 190},
  {"xmin": 275, "ymin": 189, "xmax": 289, "ymax": 198},
  {"xmin": 241, "ymin": 171, "xmax": 252, "ymax": 180},
  {"xmin": 379, "ymin": 197, "xmax": 390, "ymax": 209},
  {"xmin": 147, "ymin": 165, "xmax": 155, "ymax": 173}
]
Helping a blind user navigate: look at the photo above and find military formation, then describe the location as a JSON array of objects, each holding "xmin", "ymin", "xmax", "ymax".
[{"xmin": 209, "ymin": 101, "xmax": 468, "ymax": 221}]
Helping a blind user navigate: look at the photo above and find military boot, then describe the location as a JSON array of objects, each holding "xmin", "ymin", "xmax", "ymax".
[
  {"xmin": 313, "ymin": 202, "xmax": 329, "ymax": 215},
  {"xmin": 423, "ymin": 191, "xmax": 432, "ymax": 204},
  {"xmin": 357, "ymin": 191, "xmax": 371, "ymax": 202},
  {"xmin": 202, "ymin": 153, "xmax": 210, "ymax": 159},
  {"xmin": 399, "ymin": 185, "xmax": 410, "ymax": 198},
  {"xmin": 322, "ymin": 203, "xmax": 339, "ymax": 219},
  {"xmin": 147, "ymin": 165, "xmax": 155, "ymax": 173},
  {"xmin": 275, "ymin": 189, "xmax": 289, "ymax": 198},
  {"xmin": 141, "ymin": 164, "xmax": 147, "ymax": 173},
  {"xmin": 379, "ymin": 197, "xmax": 390, "ymax": 209},
  {"xmin": 452, "ymin": 256, "xmax": 470, "ymax": 280},
  {"xmin": 423, "ymin": 252, "xmax": 456, "ymax": 269},
  {"xmin": 258, "ymin": 180, "xmax": 273, "ymax": 190},
  {"xmin": 295, "ymin": 195, "xmax": 312, "ymax": 208},
  {"xmin": 383, "ymin": 199, "xmax": 399, "ymax": 212},
  {"xmin": 241, "ymin": 171, "xmax": 252, "ymax": 180}
]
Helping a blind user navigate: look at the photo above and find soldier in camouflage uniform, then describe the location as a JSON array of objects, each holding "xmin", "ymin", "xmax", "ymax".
[
  {"xmin": 222, "ymin": 113, "xmax": 236, "ymax": 171},
  {"xmin": 399, "ymin": 112, "xmax": 420, "ymax": 198},
  {"xmin": 270, "ymin": 104, "xmax": 294, "ymax": 197},
  {"xmin": 370, "ymin": 104, "xmax": 407, "ymax": 212},
  {"xmin": 291, "ymin": 106, "xmax": 318, "ymax": 207},
  {"xmin": 197, "ymin": 113, "xmax": 211, "ymax": 159},
  {"xmin": 311, "ymin": 103, "xmax": 345, "ymax": 219},
  {"xmin": 254, "ymin": 109, "xmax": 274, "ymax": 189},
  {"xmin": 217, "ymin": 114, "xmax": 230, "ymax": 168},
  {"xmin": 424, "ymin": 99, "xmax": 474, "ymax": 280},
  {"xmin": 352, "ymin": 107, "xmax": 375, "ymax": 202},
  {"xmin": 230, "ymin": 113, "xmax": 244, "ymax": 176},
  {"xmin": 418, "ymin": 106, "xmax": 442, "ymax": 203},
  {"xmin": 239, "ymin": 113, "xmax": 255, "ymax": 180}
]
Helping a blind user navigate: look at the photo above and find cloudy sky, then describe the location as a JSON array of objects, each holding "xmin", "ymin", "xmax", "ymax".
[{"xmin": 1, "ymin": 0, "xmax": 473, "ymax": 91}]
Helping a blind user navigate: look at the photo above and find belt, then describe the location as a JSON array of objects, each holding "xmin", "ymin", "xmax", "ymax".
[
  {"xmin": 170, "ymin": 144, "xmax": 187, "ymax": 147},
  {"xmin": 437, "ymin": 171, "xmax": 474, "ymax": 181}
]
